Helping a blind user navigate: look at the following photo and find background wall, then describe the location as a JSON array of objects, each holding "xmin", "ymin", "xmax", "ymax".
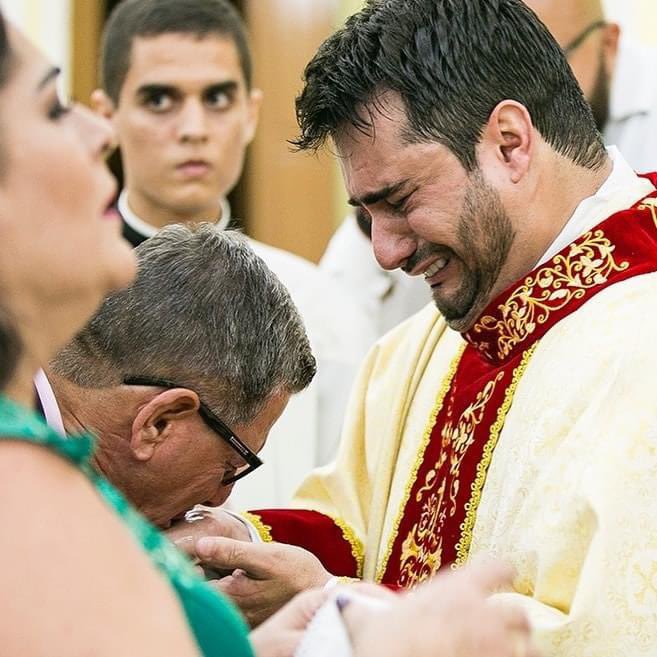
[
  {"xmin": 1, "ymin": 0, "xmax": 71, "ymax": 90},
  {"xmin": 605, "ymin": 0, "xmax": 657, "ymax": 45}
]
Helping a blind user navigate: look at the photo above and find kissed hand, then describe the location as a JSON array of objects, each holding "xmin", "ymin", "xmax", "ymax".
[
  {"xmin": 166, "ymin": 507, "xmax": 252, "ymax": 547},
  {"xmin": 193, "ymin": 537, "xmax": 333, "ymax": 627}
]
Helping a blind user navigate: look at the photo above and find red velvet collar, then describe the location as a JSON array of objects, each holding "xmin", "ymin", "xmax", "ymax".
[{"xmin": 463, "ymin": 180, "xmax": 657, "ymax": 366}]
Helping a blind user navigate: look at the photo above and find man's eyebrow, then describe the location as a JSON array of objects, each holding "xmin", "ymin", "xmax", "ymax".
[
  {"xmin": 37, "ymin": 66, "xmax": 60, "ymax": 92},
  {"xmin": 347, "ymin": 180, "xmax": 408, "ymax": 207},
  {"xmin": 136, "ymin": 80, "xmax": 240, "ymax": 97},
  {"xmin": 204, "ymin": 81, "xmax": 239, "ymax": 94},
  {"xmin": 136, "ymin": 83, "xmax": 178, "ymax": 97}
]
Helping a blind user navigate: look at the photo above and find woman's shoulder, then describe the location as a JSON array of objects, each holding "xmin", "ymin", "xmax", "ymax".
[
  {"xmin": 0, "ymin": 395, "xmax": 253, "ymax": 657},
  {"xmin": 0, "ymin": 393, "xmax": 92, "ymax": 451}
]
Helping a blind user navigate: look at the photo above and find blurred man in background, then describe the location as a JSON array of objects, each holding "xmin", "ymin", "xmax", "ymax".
[
  {"xmin": 525, "ymin": 0, "xmax": 657, "ymax": 172},
  {"xmin": 91, "ymin": 0, "xmax": 373, "ymax": 508}
]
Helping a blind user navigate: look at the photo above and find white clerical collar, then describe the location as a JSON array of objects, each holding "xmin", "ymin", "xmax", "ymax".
[
  {"xmin": 537, "ymin": 147, "xmax": 655, "ymax": 267},
  {"xmin": 118, "ymin": 190, "xmax": 232, "ymax": 236},
  {"xmin": 33, "ymin": 369, "xmax": 66, "ymax": 436}
]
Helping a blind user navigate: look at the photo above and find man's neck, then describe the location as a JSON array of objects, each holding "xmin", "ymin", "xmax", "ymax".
[
  {"xmin": 507, "ymin": 154, "xmax": 613, "ymax": 289},
  {"xmin": 44, "ymin": 371, "xmax": 113, "ymax": 475},
  {"xmin": 122, "ymin": 189, "xmax": 225, "ymax": 230},
  {"xmin": 481, "ymin": 157, "xmax": 613, "ymax": 318},
  {"xmin": 45, "ymin": 370, "xmax": 95, "ymax": 438}
]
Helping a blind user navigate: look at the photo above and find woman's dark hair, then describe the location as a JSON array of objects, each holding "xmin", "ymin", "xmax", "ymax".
[
  {"xmin": 0, "ymin": 10, "xmax": 19, "ymax": 390},
  {"xmin": 0, "ymin": 10, "xmax": 11, "ymax": 88},
  {"xmin": 0, "ymin": 306, "xmax": 20, "ymax": 391}
]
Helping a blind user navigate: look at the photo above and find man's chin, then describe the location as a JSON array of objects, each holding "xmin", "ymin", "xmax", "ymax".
[{"xmin": 434, "ymin": 293, "xmax": 485, "ymax": 333}]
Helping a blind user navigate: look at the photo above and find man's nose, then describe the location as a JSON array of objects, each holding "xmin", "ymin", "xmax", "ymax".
[
  {"xmin": 370, "ymin": 213, "xmax": 417, "ymax": 272},
  {"xmin": 177, "ymin": 99, "xmax": 209, "ymax": 142}
]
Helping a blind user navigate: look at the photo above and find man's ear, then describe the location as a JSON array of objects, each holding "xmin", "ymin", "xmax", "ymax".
[
  {"xmin": 90, "ymin": 89, "xmax": 116, "ymax": 121},
  {"xmin": 602, "ymin": 22, "xmax": 621, "ymax": 79},
  {"xmin": 478, "ymin": 100, "xmax": 534, "ymax": 185},
  {"xmin": 244, "ymin": 87, "xmax": 263, "ymax": 145},
  {"xmin": 129, "ymin": 388, "xmax": 200, "ymax": 461}
]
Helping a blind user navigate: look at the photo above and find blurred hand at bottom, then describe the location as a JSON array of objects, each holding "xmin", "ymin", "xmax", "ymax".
[
  {"xmin": 342, "ymin": 560, "xmax": 539, "ymax": 657},
  {"xmin": 250, "ymin": 589, "xmax": 329, "ymax": 657}
]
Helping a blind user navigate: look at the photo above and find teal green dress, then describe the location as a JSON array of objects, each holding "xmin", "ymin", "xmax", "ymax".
[{"xmin": 0, "ymin": 394, "xmax": 254, "ymax": 657}]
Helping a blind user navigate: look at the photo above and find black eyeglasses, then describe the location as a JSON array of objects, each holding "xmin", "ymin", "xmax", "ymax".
[
  {"xmin": 563, "ymin": 20, "xmax": 606, "ymax": 57},
  {"xmin": 123, "ymin": 376, "xmax": 263, "ymax": 485}
]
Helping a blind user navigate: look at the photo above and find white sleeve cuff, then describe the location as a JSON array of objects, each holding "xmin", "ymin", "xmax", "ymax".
[{"xmin": 221, "ymin": 508, "xmax": 262, "ymax": 542}]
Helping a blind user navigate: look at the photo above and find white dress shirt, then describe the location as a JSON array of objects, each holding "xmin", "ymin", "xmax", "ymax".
[
  {"xmin": 539, "ymin": 147, "xmax": 654, "ymax": 265},
  {"xmin": 34, "ymin": 369, "xmax": 65, "ymax": 436}
]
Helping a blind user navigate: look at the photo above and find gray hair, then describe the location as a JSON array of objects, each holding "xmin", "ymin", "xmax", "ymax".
[{"xmin": 51, "ymin": 223, "xmax": 316, "ymax": 425}]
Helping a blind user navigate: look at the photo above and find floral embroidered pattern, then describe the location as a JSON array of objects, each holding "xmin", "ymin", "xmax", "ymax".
[
  {"xmin": 376, "ymin": 346, "xmax": 465, "ymax": 584},
  {"xmin": 398, "ymin": 372, "xmax": 504, "ymax": 587},
  {"xmin": 454, "ymin": 346, "xmax": 537, "ymax": 566},
  {"xmin": 472, "ymin": 230, "xmax": 629, "ymax": 360}
]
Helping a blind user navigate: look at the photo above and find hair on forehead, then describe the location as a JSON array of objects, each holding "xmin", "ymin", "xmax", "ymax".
[
  {"xmin": 294, "ymin": 0, "xmax": 606, "ymax": 172},
  {"xmin": 100, "ymin": 0, "xmax": 252, "ymax": 105}
]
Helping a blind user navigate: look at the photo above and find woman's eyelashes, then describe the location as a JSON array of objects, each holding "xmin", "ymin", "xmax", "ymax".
[{"xmin": 48, "ymin": 98, "xmax": 71, "ymax": 121}]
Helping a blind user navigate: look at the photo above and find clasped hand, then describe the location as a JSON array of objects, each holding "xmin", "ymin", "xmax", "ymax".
[{"xmin": 168, "ymin": 510, "xmax": 332, "ymax": 627}]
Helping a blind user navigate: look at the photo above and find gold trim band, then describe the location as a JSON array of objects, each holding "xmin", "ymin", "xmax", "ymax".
[
  {"xmin": 241, "ymin": 511, "xmax": 274, "ymax": 543},
  {"xmin": 375, "ymin": 344, "xmax": 466, "ymax": 583},
  {"xmin": 454, "ymin": 344, "xmax": 538, "ymax": 566}
]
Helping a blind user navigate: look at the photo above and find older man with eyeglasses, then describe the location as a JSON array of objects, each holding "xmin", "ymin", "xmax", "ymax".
[
  {"xmin": 524, "ymin": 0, "xmax": 657, "ymax": 172},
  {"xmin": 37, "ymin": 223, "xmax": 315, "ymax": 530}
]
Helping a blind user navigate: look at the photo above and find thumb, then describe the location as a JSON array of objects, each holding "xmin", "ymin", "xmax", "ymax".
[{"xmin": 195, "ymin": 536, "xmax": 274, "ymax": 579}]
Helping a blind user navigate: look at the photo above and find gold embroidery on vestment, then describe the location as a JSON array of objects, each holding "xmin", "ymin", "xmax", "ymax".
[
  {"xmin": 397, "ymin": 371, "xmax": 504, "ymax": 587},
  {"xmin": 473, "ymin": 230, "xmax": 628, "ymax": 360},
  {"xmin": 639, "ymin": 197, "xmax": 657, "ymax": 229},
  {"xmin": 375, "ymin": 344, "xmax": 465, "ymax": 583},
  {"xmin": 454, "ymin": 345, "xmax": 538, "ymax": 566}
]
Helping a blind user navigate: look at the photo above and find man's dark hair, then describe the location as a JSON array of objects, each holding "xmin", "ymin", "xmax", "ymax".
[
  {"xmin": 101, "ymin": 0, "xmax": 252, "ymax": 104},
  {"xmin": 294, "ymin": 0, "xmax": 606, "ymax": 171}
]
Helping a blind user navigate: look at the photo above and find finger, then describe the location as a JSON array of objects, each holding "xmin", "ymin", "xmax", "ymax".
[
  {"xmin": 508, "ymin": 632, "xmax": 534, "ymax": 657},
  {"xmin": 455, "ymin": 559, "xmax": 516, "ymax": 593},
  {"xmin": 214, "ymin": 571, "xmax": 263, "ymax": 599},
  {"xmin": 343, "ymin": 581, "xmax": 398, "ymax": 601},
  {"xmin": 494, "ymin": 604, "xmax": 530, "ymax": 635},
  {"xmin": 195, "ymin": 536, "xmax": 276, "ymax": 578},
  {"xmin": 213, "ymin": 575, "xmax": 280, "ymax": 628},
  {"xmin": 172, "ymin": 535, "xmax": 197, "ymax": 558},
  {"xmin": 286, "ymin": 588, "xmax": 330, "ymax": 626}
]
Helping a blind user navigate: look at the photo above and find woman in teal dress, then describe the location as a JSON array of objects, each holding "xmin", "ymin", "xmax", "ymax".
[
  {"xmin": 0, "ymin": 8, "xmax": 535, "ymax": 657},
  {"xmin": 0, "ymin": 13, "xmax": 325, "ymax": 657}
]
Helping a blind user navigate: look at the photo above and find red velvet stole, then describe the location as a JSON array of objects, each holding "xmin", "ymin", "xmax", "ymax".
[{"xmin": 252, "ymin": 182, "xmax": 657, "ymax": 585}]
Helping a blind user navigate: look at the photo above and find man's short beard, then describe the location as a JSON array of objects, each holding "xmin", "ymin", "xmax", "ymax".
[
  {"xmin": 589, "ymin": 52, "xmax": 611, "ymax": 133},
  {"xmin": 432, "ymin": 171, "xmax": 515, "ymax": 332}
]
